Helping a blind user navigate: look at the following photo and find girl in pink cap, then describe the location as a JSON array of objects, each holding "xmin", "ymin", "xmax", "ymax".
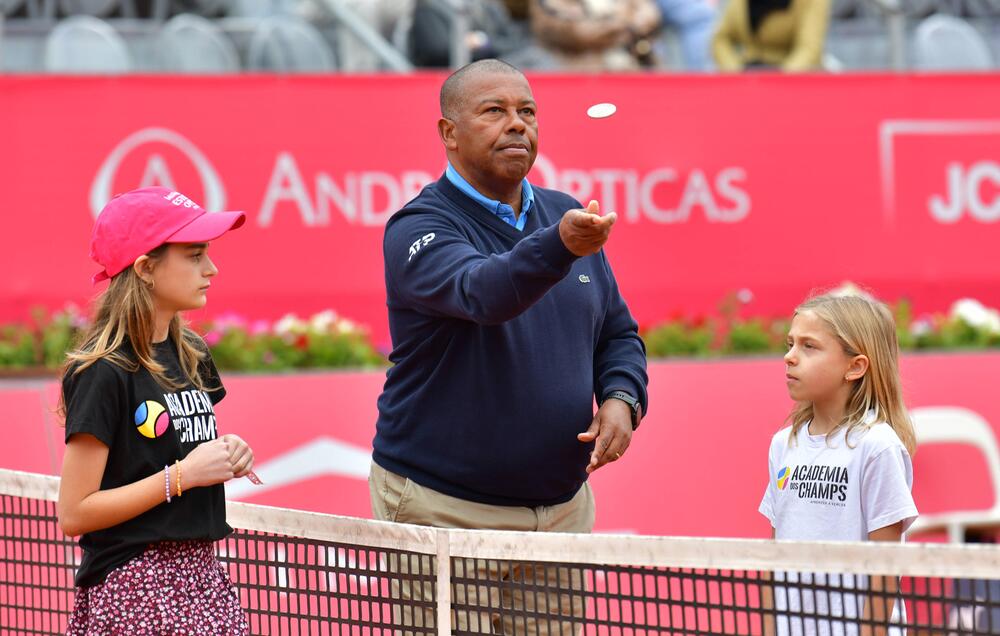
[{"xmin": 58, "ymin": 187, "xmax": 253, "ymax": 635}]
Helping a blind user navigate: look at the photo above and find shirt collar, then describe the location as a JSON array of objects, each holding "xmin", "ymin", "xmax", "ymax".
[{"xmin": 445, "ymin": 163, "xmax": 534, "ymax": 227}]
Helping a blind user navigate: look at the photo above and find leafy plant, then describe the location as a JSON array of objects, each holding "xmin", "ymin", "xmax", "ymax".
[
  {"xmin": 8, "ymin": 291, "xmax": 1000, "ymax": 372},
  {"xmin": 644, "ymin": 319, "xmax": 714, "ymax": 357},
  {"xmin": 199, "ymin": 311, "xmax": 385, "ymax": 372},
  {"xmin": 724, "ymin": 319, "xmax": 780, "ymax": 355}
]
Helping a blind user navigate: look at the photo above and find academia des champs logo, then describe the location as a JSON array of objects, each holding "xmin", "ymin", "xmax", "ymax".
[{"xmin": 776, "ymin": 464, "xmax": 849, "ymax": 503}]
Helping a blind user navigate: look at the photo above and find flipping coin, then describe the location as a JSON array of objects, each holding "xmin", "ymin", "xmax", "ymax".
[{"xmin": 586, "ymin": 103, "xmax": 617, "ymax": 119}]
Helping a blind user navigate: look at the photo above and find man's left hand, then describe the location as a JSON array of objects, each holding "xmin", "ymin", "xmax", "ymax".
[{"xmin": 577, "ymin": 399, "xmax": 636, "ymax": 474}]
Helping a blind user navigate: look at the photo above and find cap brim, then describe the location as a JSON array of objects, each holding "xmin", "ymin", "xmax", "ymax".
[{"xmin": 166, "ymin": 210, "xmax": 246, "ymax": 244}]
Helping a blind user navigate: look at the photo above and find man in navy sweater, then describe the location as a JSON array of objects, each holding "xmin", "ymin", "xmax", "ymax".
[{"xmin": 370, "ymin": 58, "xmax": 648, "ymax": 634}]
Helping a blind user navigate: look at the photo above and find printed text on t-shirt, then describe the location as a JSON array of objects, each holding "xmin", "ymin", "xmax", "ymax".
[
  {"xmin": 164, "ymin": 389, "xmax": 217, "ymax": 443},
  {"xmin": 782, "ymin": 464, "xmax": 849, "ymax": 504}
]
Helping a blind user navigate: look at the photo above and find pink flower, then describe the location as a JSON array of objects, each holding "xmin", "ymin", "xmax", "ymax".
[
  {"xmin": 204, "ymin": 330, "xmax": 222, "ymax": 347},
  {"xmin": 250, "ymin": 320, "xmax": 271, "ymax": 336},
  {"xmin": 214, "ymin": 311, "xmax": 248, "ymax": 332}
]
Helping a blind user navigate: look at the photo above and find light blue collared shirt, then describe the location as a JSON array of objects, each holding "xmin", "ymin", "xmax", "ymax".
[{"xmin": 445, "ymin": 163, "xmax": 534, "ymax": 231}]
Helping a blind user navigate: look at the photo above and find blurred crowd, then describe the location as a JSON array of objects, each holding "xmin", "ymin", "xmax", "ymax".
[
  {"xmin": 352, "ymin": 0, "xmax": 831, "ymax": 73},
  {"xmin": 346, "ymin": 0, "xmax": 998, "ymax": 73},
  {"xmin": 3, "ymin": 0, "xmax": 998, "ymax": 73}
]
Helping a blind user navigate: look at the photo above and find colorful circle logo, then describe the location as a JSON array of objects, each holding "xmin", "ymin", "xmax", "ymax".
[
  {"xmin": 776, "ymin": 466, "xmax": 790, "ymax": 490},
  {"xmin": 134, "ymin": 400, "xmax": 170, "ymax": 439}
]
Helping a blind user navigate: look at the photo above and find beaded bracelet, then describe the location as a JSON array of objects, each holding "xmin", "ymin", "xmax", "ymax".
[
  {"xmin": 175, "ymin": 459, "xmax": 183, "ymax": 498},
  {"xmin": 164, "ymin": 465, "xmax": 172, "ymax": 503}
]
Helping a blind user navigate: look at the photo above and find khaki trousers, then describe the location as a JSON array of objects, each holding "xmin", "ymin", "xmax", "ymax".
[{"xmin": 369, "ymin": 462, "xmax": 595, "ymax": 635}]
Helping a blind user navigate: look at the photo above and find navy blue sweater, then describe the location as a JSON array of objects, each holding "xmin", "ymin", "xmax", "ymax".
[{"xmin": 373, "ymin": 175, "xmax": 648, "ymax": 507}]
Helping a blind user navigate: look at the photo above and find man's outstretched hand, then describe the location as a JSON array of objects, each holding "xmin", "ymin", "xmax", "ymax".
[{"xmin": 559, "ymin": 200, "xmax": 617, "ymax": 257}]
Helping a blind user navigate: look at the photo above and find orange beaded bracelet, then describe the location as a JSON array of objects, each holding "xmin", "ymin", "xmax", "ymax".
[{"xmin": 175, "ymin": 459, "xmax": 183, "ymax": 498}]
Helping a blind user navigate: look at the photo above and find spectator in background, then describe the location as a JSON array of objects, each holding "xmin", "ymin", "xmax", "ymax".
[
  {"xmin": 408, "ymin": 0, "xmax": 555, "ymax": 69},
  {"xmin": 500, "ymin": 0, "xmax": 529, "ymax": 19},
  {"xmin": 316, "ymin": 0, "xmax": 415, "ymax": 71},
  {"xmin": 654, "ymin": 0, "xmax": 717, "ymax": 71},
  {"xmin": 370, "ymin": 0, "xmax": 416, "ymax": 35},
  {"xmin": 712, "ymin": 0, "xmax": 831, "ymax": 72},
  {"xmin": 529, "ymin": 0, "xmax": 662, "ymax": 71}
]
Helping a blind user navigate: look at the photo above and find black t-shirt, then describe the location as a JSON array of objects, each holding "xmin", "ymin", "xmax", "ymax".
[{"xmin": 62, "ymin": 337, "xmax": 232, "ymax": 587}]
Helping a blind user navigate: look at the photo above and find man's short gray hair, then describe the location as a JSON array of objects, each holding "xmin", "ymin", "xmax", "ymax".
[{"xmin": 439, "ymin": 59, "xmax": 524, "ymax": 119}]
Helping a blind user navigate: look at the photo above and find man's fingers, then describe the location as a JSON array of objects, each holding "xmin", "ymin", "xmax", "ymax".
[
  {"xmin": 569, "ymin": 210, "xmax": 616, "ymax": 232},
  {"xmin": 589, "ymin": 429, "xmax": 616, "ymax": 466},
  {"xmin": 568, "ymin": 210, "xmax": 599, "ymax": 228},
  {"xmin": 585, "ymin": 416, "xmax": 633, "ymax": 473},
  {"xmin": 577, "ymin": 416, "xmax": 601, "ymax": 442},
  {"xmin": 587, "ymin": 439, "xmax": 625, "ymax": 474},
  {"xmin": 586, "ymin": 199, "xmax": 600, "ymax": 215}
]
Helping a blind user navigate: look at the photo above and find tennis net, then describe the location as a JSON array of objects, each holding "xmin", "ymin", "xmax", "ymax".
[{"xmin": 2, "ymin": 467, "xmax": 999, "ymax": 635}]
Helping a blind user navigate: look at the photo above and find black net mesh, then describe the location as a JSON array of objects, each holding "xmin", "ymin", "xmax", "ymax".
[{"xmin": 3, "ymin": 491, "xmax": 1000, "ymax": 635}]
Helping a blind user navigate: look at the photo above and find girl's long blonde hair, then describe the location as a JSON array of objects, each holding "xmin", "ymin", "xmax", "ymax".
[
  {"xmin": 59, "ymin": 245, "xmax": 214, "ymax": 416},
  {"xmin": 788, "ymin": 293, "xmax": 916, "ymax": 455}
]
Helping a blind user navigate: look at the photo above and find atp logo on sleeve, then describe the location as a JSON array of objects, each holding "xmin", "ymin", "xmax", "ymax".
[{"xmin": 407, "ymin": 233, "xmax": 436, "ymax": 262}]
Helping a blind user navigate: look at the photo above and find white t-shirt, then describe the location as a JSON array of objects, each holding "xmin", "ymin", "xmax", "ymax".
[{"xmin": 759, "ymin": 420, "xmax": 919, "ymax": 636}]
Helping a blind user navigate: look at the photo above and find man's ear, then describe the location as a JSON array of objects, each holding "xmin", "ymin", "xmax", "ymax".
[{"xmin": 438, "ymin": 118, "xmax": 458, "ymax": 151}]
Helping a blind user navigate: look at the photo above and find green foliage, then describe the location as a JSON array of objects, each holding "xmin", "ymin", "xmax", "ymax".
[
  {"xmin": 724, "ymin": 319, "xmax": 780, "ymax": 355},
  {"xmin": 643, "ymin": 294, "xmax": 1000, "ymax": 360},
  {"xmin": 643, "ymin": 320, "xmax": 714, "ymax": 357},
  {"xmin": 0, "ymin": 307, "xmax": 385, "ymax": 374},
  {"xmin": 0, "ymin": 306, "xmax": 87, "ymax": 371},
  {"xmin": 7, "ymin": 292, "xmax": 1000, "ymax": 371},
  {"xmin": 0, "ymin": 325, "xmax": 37, "ymax": 368},
  {"xmin": 201, "ymin": 311, "xmax": 385, "ymax": 372}
]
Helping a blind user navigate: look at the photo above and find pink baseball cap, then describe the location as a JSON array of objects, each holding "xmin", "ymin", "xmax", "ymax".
[{"xmin": 90, "ymin": 187, "xmax": 246, "ymax": 284}]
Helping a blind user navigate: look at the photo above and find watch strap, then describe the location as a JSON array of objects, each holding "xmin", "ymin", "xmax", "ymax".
[{"xmin": 605, "ymin": 390, "xmax": 639, "ymax": 430}]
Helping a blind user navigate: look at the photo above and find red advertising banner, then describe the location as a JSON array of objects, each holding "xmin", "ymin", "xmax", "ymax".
[
  {"xmin": 4, "ymin": 353, "xmax": 998, "ymax": 539},
  {"xmin": 2, "ymin": 75, "xmax": 1000, "ymax": 347}
]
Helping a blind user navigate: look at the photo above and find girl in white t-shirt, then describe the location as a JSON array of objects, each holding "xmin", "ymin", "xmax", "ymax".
[{"xmin": 760, "ymin": 293, "xmax": 918, "ymax": 636}]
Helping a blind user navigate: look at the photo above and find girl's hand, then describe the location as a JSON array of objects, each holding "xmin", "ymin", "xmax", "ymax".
[
  {"xmin": 221, "ymin": 434, "xmax": 255, "ymax": 478},
  {"xmin": 180, "ymin": 438, "xmax": 235, "ymax": 488}
]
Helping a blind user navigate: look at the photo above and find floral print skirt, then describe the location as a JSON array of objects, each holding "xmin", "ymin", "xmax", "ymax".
[{"xmin": 67, "ymin": 540, "xmax": 248, "ymax": 635}]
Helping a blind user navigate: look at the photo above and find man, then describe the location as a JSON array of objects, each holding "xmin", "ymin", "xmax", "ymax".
[{"xmin": 371, "ymin": 58, "xmax": 648, "ymax": 634}]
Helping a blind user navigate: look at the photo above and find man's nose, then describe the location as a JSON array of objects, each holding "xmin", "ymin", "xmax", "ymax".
[{"xmin": 506, "ymin": 109, "xmax": 527, "ymax": 133}]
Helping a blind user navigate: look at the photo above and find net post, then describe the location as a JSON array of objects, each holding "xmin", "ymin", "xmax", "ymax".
[{"xmin": 436, "ymin": 530, "xmax": 452, "ymax": 636}]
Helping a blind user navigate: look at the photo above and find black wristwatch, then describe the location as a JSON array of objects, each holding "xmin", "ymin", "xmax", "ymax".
[{"xmin": 605, "ymin": 390, "xmax": 641, "ymax": 430}]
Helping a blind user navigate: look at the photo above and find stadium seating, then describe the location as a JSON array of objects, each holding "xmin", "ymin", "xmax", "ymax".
[
  {"xmin": 2, "ymin": 0, "xmax": 999, "ymax": 74},
  {"xmin": 158, "ymin": 12, "xmax": 240, "ymax": 72},
  {"xmin": 43, "ymin": 14, "xmax": 132, "ymax": 72},
  {"xmin": 912, "ymin": 13, "xmax": 994, "ymax": 69}
]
